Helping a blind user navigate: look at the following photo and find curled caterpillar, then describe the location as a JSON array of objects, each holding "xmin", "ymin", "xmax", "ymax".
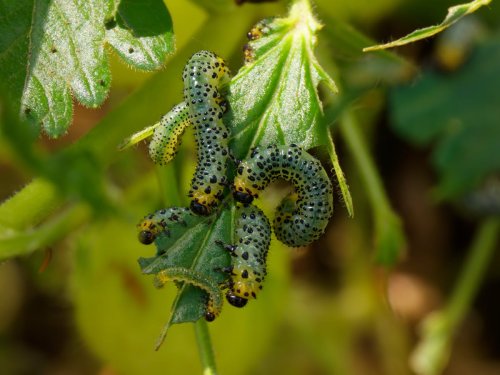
[
  {"xmin": 233, "ymin": 144, "xmax": 333, "ymax": 247},
  {"xmin": 154, "ymin": 267, "xmax": 223, "ymax": 322},
  {"xmin": 137, "ymin": 207, "xmax": 196, "ymax": 246},
  {"xmin": 149, "ymin": 102, "xmax": 190, "ymax": 165},
  {"xmin": 217, "ymin": 204, "xmax": 271, "ymax": 308},
  {"xmin": 183, "ymin": 51, "xmax": 231, "ymax": 216}
]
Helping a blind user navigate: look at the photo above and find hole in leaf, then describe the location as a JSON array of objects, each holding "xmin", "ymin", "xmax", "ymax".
[{"xmin": 128, "ymin": 47, "xmax": 134, "ymax": 54}]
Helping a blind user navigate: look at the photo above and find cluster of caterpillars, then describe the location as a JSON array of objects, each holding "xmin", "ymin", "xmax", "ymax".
[{"xmin": 132, "ymin": 49, "xmax": 333, "ymax": 321}]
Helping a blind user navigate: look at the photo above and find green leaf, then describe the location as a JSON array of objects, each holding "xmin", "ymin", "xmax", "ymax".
[
  {"xmin": 0, "ymin": 0, "xmax": 174, "ymax": 137},
  {"xmin": 363, "ymin": 0, "xmax": 491, "ymax": 52},
  {"xmin": 138, "ymin": 205, "xmax": 233, "ymax": 331},
  {"xmin": 390, "ymin": 35, "xmax": 500, "ymax": 199},
  {"xmin": 226, "ymin": 0, "xmax": 338, "ymax": 159}
]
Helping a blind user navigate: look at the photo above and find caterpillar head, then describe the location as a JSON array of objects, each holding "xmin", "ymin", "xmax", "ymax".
[
  {"xmin": 225, "ymin": 291, "xmax": 248, "ymax": 308},
  {"xmin": 233, "ymin": 190, "xmax": 254, "ymax": 204},
  {"xmin": 204, "ymin": 311, "xmax": 216, "ymax": 322},
  {"xmin": 233, "ymin": 175, "xmax": 258, "ymax": 204},
  {"xmin": 137, "ymin": 215, "xmax": 167, "ymax": 245},
  {"xmin": 190, "ymin": 200, "xmax": 210, "ymax": 216}
]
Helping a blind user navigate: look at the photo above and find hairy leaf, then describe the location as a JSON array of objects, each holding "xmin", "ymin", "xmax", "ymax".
[
  {"xmin": 226, "ymin": 0, "xmax": 337, "ymax": 159},
  {"xmin": 138, "ymin": 205, "xmax": 233, "ymax": 330},
  {"xmin": 0, "ymin": 0, "xmax": 174, "ymax": 137}
]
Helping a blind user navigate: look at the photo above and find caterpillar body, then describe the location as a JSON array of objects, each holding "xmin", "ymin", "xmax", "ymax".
[
  {"xmin": 183, "ymin": 51, "xmax": 231, "ymax": 216},
  {"xmin": 233, "ymin": 144, "xmax": 334, "ymax": 247},
  {"xmin": 218, "ymin": 204, "xmax": 271, "ymax": 308},
  {"xmin": 149, "ymin": 102, "xmax": 190, "ymax": 165},
  {"xmin": 137, "ymin": 207, "xmax": 198, "ymax": 247},
  {"xmin": 154, "ymin": 267, "xmax": 223, "ymax": 322}
]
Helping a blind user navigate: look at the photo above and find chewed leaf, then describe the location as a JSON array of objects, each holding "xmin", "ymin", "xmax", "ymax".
[
  {"xmin": 364, "ymin": 0, "xmax": 491, "ymax": 52},
  {"xmin": 137, "ymin": 205, "xmax": 234, "ymax": 336},
  {"xmin": 0, "ymin": 0, "xmax": 174, "ymax": 137},
  {"xmin": 226, "ymin": 0, "xmax": 338, "ymax": 159}
]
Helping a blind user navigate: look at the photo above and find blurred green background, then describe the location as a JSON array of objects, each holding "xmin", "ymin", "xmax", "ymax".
[{"xmin": 1, "ymin": 0, "xmax": 500, "ymax": 374}]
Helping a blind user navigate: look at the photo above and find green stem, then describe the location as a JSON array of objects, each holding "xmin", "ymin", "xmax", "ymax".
[
  {"xmin": 446, "ymin": 218, "xmax": 500, "ymax": 327},
  {"xmin": 411, "ymin": 218, "xmax": 500, "ymax": 375},
  {"xmin": 340, "ymin": 111, "xmax": 389, "ymax": 209},
  {"xmin": 194, "ymin": 319, "xmax": 218, "ymax": 375},
  {"xmin": 0, "ymin": 178, "xmax": 60, "ymax": 230},
  {"xmin": 339, "ymin": 110, "xmax": 406, "ymax": 265},
  {"xmin": 0, "ymin": 204, "xmax": 90, "ymax": 261}
]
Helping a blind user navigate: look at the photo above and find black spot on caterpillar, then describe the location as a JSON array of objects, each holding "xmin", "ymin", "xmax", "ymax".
[
  {"xmin": 153, "ymin": 267, "xmax": 223, "ymax": 322},
  {"xmin": 149, "ymin": 102, "xmax": 190, "ymax": 165},
  {"xmin": 218, "ymin": 204, "xmax": 271, "ymax": 307},
  {"xmin": 137, "ymin": 207, "xmax": 195, "ymax": 247},
  {"xmin": 183, "ymin": 51, "xmax": 231, "ymax": 216},
  {"xmin": 233, "ymin": 144, "xmax": 334, "ymax": 247}
]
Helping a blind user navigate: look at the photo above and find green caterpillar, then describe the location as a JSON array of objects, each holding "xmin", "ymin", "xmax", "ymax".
[
  {"xmin": 218, "ymin": 204, "xmax": 272, "ymax": 308},
  {"xmin": 154, "ymin": 267, "xmax": 223, "ymax": 322},
  {"xmin": 137, "ymin": 207, "xmax": 197, "ymax": 247},
  {"xmin": 183, "ymin": 51, "xmax": 231, "ymax": 216},
  {"xmin": 149, "ymin": 102, "xmax": 190, "ymax": 165},
  {"xmin": 122, "ymin": 51, "xmax": 231, "ymax": 216},
  {"xmin": 233, "ymin": 144, "xmax": 334, "ymax": 247}
]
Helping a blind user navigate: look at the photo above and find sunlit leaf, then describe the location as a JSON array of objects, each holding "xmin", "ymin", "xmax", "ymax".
[
  {"xmin": 226, "ymin": 0, "xmax": 338, "ymax": 159},
  {"xmin": 0, "ymin": 0, "xmax": 174, "ymax": 137},
  {"xmin": 363, "ymin": 0, "xmax": 491, "ymax": 52}
]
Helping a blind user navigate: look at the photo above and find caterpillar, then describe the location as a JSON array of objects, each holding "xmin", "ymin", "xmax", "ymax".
[
  {"xmin": 233, "ymin": 144, "xmax": 334, "ymax": 247},
  {"xmin": 137, "ymin": 207, "xmax": 197, "ymax": 247},
  {"xmin": 149, "ymin": 102, "xmax": 190, "ymax": 165},
  {"xmin": 243, "ymin": 18, "xmax": 274, "ymax": 65},
  {"xmin": 183, "ymin": 51, "xmax": 231, "ymax": 216},
  {"xmin": 154, "ymin": 267, "xmax": 223, "ymax": 322},
  {"xmin": 118, "ymin": 102, "xmax": 189, "ymax": 166},
  {"xmin": 217, "ymin": 204, "xmax": 271, "ymax": 308}
]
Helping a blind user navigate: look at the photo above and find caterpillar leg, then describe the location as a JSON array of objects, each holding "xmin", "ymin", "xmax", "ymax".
[
  {"xmin": 183, "ymin": 51, "xmax": 231, "ymax": 216},
  {"xmin": 216, "ymin": 205, "xmax": 271, "ymax": 308}
]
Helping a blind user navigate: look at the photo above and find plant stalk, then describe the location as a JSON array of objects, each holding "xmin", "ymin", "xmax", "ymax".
[{"xmin": 194, "ymin": 320, "xmax": 218, "ymax": 375}]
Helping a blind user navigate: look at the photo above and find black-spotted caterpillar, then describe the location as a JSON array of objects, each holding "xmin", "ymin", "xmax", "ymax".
[
  {"xmin": 233, "ymin": 144, "xmax": 334, "ymax": 247},
  {"xmin": 183, "ymin": 51, "xmax": 231, "ymax": 216},
  {"xmin": 138, "ymin": 204, "xmax": 272, "ymax": 312},
  {"xmin": 149, "ymin": 102, "xmax": 190, "ymax": 165},
  {"xmin": 217, "ymin": 204, "xmax": 271, "ymax": 308},
  {"xmin": 153, "ymin": 267, "xmax": 223, "ymax": 322},
  {"xmin": 137, "ymin": 206, "xmax": 197, "ymax": 246},
  {"xmin": 122, "ymin": 51, "xmax": 231, "ymax": 216}
]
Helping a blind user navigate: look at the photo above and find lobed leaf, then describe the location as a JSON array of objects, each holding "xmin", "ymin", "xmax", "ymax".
[
  {"xmin": 0, "ymin": 0, "xmax": 174, "ymax": 137},
  {"xmin": 226, "ymin": 0, "xmax": 338, "ymax": 159},
  {"xmin": 138, "ymin": 204, "xmax": 233, "ymax": 330}
]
